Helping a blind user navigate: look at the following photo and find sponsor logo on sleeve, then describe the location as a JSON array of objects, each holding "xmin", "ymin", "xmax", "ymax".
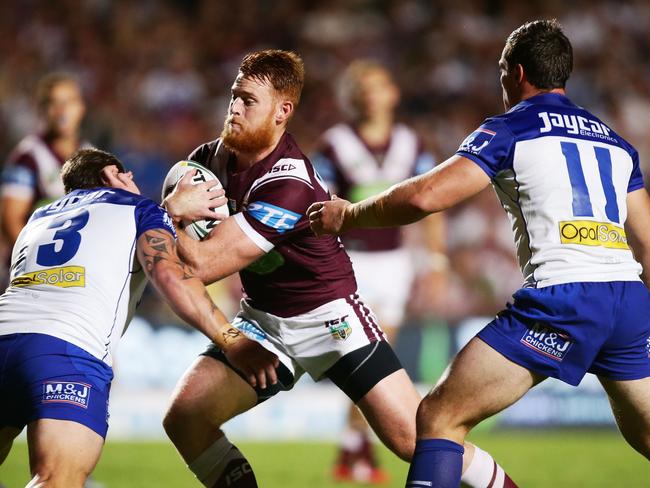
[
  {"xmin": 646, "ymin": 336, "xmax": 650, "ymax": 358},
  {"xmin": 520, "ymin": 323, "xmax": 573, "ymax": 362},
  {"xmin": 42, "ymin": 381, "xmax": 91, "ymax": 408},
  {"xmin": 458, "ymin": 128, "xmax": 496, "ymax": 155},
  {"xmin": 559, "ymin": 221, "xmax": 629, "ymax": 250},
  {"xmin": 325, "ymin": 315, "xmax": 352, "ymax": 340},
  {"xmin": 246, "ymin": 201, "xmax": 301, "ymax": 233},
  {"xmin": 11, "ymin": 266, "xmax": 86, "ymax": 288}
]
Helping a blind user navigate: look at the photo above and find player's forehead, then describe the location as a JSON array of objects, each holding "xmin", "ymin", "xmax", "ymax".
[
  {"xmin": 49, "ymin": 80, "xmax": 82, "ymax": 98},
  {"xmin": 231, "ymin": 73, "xmax": 274, "ymax": 97}
]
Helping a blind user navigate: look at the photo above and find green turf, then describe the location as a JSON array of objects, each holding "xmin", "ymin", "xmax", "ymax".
[{"xmin": 1, "ymin": 431, "xmax": 648, "ymax": 487}]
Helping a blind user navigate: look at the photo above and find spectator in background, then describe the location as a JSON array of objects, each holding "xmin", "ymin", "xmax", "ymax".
[
  {"xmin": 0, "ymin": 72, "xmax": 87, "ymax": 258},
  {"xmin": 312, "ymin": 59, "xmax": 447, "ymax": 483}
]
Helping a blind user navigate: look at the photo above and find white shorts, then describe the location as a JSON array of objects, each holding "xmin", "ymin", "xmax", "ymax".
[
  {"xmin": 347, "ymin": 249, "xmax": 414, "ymax": 327},
  {"xmin": 232, "ymin": 295, "xmax": 386, "ymax": 382}
]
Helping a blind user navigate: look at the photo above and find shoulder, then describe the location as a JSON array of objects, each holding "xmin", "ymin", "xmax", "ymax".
[
  {"xmin": 188, "ymin": 139, "xmax": 220, "ymax": 165},
  {"xmin": 251, "ymin": 157, "xmax": 315, "ymax": 195}
]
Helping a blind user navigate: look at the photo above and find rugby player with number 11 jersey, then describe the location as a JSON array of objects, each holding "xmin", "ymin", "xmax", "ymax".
[{"xmin": 309, "ymin": 19, "xmax": 650, "ymax": 488}]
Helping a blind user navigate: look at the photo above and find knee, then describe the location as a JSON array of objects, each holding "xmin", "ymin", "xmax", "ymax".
[
  {"xmin": 163, "ymin": 394, "xmax": 197, "ymax": 442},
  {"xmin": 415, "ymin": 391, "xmax": 472, "ymax": 438},
  {"xmin": 624, "ymin": 430, "xmax": 650, "ymax": 460},
  {"xmin": 30, "ymin": 463, "xmax": 88, "ymax": 488},
  {"xmin": 384, "ymin": 428, "xmax": 416, "ymax": 462}
]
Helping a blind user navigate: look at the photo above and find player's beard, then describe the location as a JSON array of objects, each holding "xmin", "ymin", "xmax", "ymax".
[{"xmin": 220, "ymin": 112, "xmax": 276, "ymax": 155}]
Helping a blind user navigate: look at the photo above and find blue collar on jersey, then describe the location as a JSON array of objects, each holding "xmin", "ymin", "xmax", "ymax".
[{"xmin": 509, "ymin": 92, "xmax": 576, "ymax": 113}]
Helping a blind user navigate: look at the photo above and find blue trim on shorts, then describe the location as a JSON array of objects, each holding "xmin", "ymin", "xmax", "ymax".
[
  {"xmin": 477, "ymin": 281, "xmax": 650, "ymax": 386},
  {"xmin": 0, "ymin": 333, "xmax": 113, "ymax": 438}
]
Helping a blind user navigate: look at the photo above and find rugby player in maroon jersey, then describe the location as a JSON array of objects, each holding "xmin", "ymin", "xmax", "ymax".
[{"xmin": 162, "ymin": 50, "xmax": 512, "ymax": 488}]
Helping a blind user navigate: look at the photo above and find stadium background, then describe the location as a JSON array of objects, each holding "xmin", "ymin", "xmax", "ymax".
[{"xmin": 1, "ymin": 0, "xmax": 649, "ymax": 486}]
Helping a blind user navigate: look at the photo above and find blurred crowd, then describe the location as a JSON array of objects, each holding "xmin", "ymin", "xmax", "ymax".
[{"xmin": 1, "ymin": 0, "xmax": 649, "ymax": 328}]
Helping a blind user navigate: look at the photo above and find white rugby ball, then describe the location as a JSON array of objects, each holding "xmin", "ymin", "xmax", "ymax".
[{"xmin": 161, "ymin": 160, "xmax": 229, "ymax": 240}]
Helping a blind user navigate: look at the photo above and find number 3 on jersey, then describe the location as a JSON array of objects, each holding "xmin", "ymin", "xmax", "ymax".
[
  {"xmin": 37, "ymin": 210, "xmax": 89, "ymax": 266},
  {"xmin": 560, "ymin": 141, "xmax": 620, "ymax": 223}
]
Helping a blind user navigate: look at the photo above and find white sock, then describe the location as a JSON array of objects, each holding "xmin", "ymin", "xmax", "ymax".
[
  {"xmin": 461, "ymin": 445, "xmax": 506, "ymax": 488},
  {"xmin": 189, "ymin": 435, "xmax": 244, "ymax": 487}
]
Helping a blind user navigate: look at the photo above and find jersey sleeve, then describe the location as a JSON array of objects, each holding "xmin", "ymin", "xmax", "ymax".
[
  {"xmin": 628, "ymin": 148, "xmax": 644, "ymax": 192},
  {"xmin": 1, "ymin": 153, "xmax": 37, "ymax": 199},
  {"xmin": 134, "ymin": 198, "xmax": 177, "ymax": 239},
  {"xmin": 456, "ymin": 118, "xmax": 515, "ymax": 178},
  {"xmin": 235, "ymin": 171, "xmax": 314, "ymax": 251}
]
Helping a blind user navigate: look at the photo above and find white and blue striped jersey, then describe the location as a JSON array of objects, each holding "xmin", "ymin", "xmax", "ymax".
[
  {"xmin": 0, "ymin": 188, "xmax": 176, "ymax": 366},
  {"xmin": 457, "ymin": 93, "xmax": 644, "ymax": 288}
]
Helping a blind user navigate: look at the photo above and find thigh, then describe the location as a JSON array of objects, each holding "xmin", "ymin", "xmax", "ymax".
[
  {"xmin": 27, "ymin": 418, "xmax": 103, "ymax": 485},
  {"xmin": 419, "ymin": 337, "xmax": 544, "ymax": 442},
  {"xmin": 599, "ymin": 376, "xmax": 650, "ymax": 456},
  {"xmin": 166, "ymin": 355, "xmax": 259, "ymax": 462},
  {"xmin": 357, "ymin": 369, "xmax": 421, "ymax": 461}
]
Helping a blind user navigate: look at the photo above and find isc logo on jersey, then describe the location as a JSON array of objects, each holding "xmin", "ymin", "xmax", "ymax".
[
  {"xmin": 42, "ymin": 381, "xmax": 91, "ymax": 408},
  {"xmin": 247, "ymin": 201, "xmax": 301, "ymax": 233},
  {"xmin": 559, "ymin": 220, "xmax": 628, "ymax": 250},
  {"xmin": 11, "ymin": 266, "xmax": 85, "ymax": 288}
]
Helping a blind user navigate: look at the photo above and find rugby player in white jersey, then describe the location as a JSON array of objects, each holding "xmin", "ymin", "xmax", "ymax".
[
  {"xmin": 312, "ymin": 59, "xmax": 446, "ymax": 483},
  {"xmin": 0, "ymin": 148, "xmax": 276, "ymax": 487},
  {"xmin": 309, "ymin": 19, "xmax": 650, "ymax": 487},
  {"xmin": 163, "ymin": 50, "xmax": 512, "ymax": 488}
]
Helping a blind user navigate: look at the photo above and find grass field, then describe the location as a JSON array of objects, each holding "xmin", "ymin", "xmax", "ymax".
[{"xmin": 2, "ymin": 430, "xmax": 648, "ymax": 487}]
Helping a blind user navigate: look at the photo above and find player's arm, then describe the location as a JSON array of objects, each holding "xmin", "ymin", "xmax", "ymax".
[
  {"xmin": 309, "ymin": 155, "xmax": 491, "ymax": 235},
  {"xmin": 625, "ymin": 188, "xmax": 650, "ymax": 286},
  {"xmin": 175, "ymin": 217, "xmax": 266, "ymax": 285},
  {"xmin": 136, "ymin": 228, "xmax": 278, "ymax": 387},
  {"xmin": 0, "ymin": 195, "xmax": 32, "ymax": 247}
]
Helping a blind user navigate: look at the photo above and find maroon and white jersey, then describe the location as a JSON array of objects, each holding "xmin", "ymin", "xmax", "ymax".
[
  {"xmin": 312, "ymin": 123, "xmax": 435, "ymax": 252},
  {"xmin": 1, "ymin": 135, "xmax": 86, "ymax": 209},
  {"xmin": 188, "ymin": 133, "xmax": 357, "ymax": 317}
]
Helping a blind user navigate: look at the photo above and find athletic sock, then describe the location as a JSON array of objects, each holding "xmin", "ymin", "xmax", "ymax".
[
  {"xmin": 189, "ymin": 436, "xmax": 258, "ymax": 487},
  {"xmin": 461, "ymin": 445, "xmax": 518, "ymax": 488},
  {"xmin": 406, "ymin": 438, "xmax": 464, "ymax": 488}
]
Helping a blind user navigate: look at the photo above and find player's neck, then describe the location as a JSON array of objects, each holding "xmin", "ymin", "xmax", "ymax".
[
  {"xmin": 523, "ymin": 86, "xmax": 566, "ymax": 102},
  {"xmin": 234, "ymin": 131, "xmax": 284, "ymax": 171},
  {"xmin": 356, "ymin": 115, "xmax": 393, "ymax": 147}
]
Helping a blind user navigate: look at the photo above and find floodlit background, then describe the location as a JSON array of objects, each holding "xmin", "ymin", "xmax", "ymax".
[{"xmin": 1, "ymin": 1, "xmax": 649, "ymax": 486}]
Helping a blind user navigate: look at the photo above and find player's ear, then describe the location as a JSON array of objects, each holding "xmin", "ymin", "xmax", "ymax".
[
  {"xmin": 276, "ymin": 100, "xmax": 294, "ymax": 125},
  {"xmin": 100, "ymin": 165, "xmax": 120, "ymax": 188},
  {"xmin": 515, "ymin": 64, "xmax": 525, "ymax": 85}
]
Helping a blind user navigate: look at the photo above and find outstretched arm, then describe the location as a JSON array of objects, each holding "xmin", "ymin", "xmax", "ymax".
[
  {"xmin": 136, "ymin": 228, "xmax": 278, "ymax": 388},
  {"xmin": 625, "ymin": 188, "xmax": 650, "ymax": 287},
  {"xmin": 308, "ymin": 155, "xmax": 491, "ymax": 235}
]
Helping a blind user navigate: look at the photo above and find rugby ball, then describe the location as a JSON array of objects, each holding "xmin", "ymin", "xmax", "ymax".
[{"xmin": 161, "ymin": 160, "xmax": 229, "ymax": 240}]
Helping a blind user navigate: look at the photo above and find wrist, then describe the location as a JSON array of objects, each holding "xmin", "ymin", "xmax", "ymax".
[{"xmin": 219, "ymin": 324, "xmax": 245, "ymax": 351}]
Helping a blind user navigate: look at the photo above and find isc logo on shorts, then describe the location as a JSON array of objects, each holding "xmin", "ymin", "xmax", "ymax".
[
  {"xmin": 520, "ymin": 323, "xmax": 573, "ymax": 362},
  {"xmin": 42, "ymin": 381, "xmax": 91, "ymax": 408}
]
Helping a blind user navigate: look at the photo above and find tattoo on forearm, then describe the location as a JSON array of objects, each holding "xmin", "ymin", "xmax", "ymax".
[
  {"xmin": 141, "ymin": 229, "xmax": 195, "ymax": 279},
  {"xmin": 222, "ymin": 327, "xmax": 242, "ymax": 343}
]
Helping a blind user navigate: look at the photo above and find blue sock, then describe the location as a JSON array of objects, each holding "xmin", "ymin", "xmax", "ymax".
[{"xmin": 405, "ymin": 438, "xmax": 464, "ymax": 488}]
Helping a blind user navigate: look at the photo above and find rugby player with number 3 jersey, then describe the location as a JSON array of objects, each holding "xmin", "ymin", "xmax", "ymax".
[
  {"xmin": 309, "ymin": 20, "xmax": 650, "ymax": 487},
  {"xmin": 0, "ymin": 149, "xmax": 276, "ymax": 487},
  {"xmin": 162, "ymin": 50, "xmax": 510, "ymax": 488}
]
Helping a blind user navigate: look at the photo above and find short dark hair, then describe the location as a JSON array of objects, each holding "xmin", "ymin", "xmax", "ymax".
[
  {"xmin": 504, "ymin": 19, "xmax": 573, "ymax": 89},
  {"xmin": 239, "ymin": 50, "xmax": 305, "ymax": 105},
  {"xmin": 61, "ymin": 148, "xmax": 125, "ymax": 194},
  {"xmin": 36, "ymin": 72, "xmax": 82, "ymax": 110}
]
